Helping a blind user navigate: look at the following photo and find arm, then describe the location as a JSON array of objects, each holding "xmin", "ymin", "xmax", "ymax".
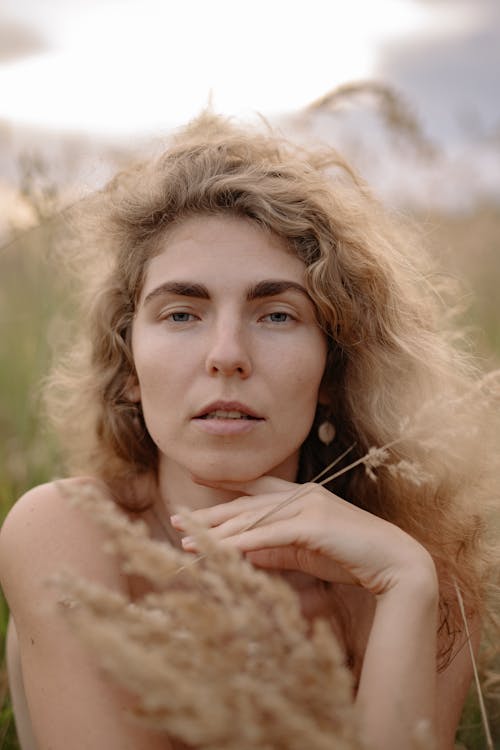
[
  {"xmin": 175, "ymin": 476, "xmax": 474, "ymax": 750},
  {"xmin": 355, "ymin": 570, "xmax": 439, "ymax": 747},
  {"xmin": 0, "ymin": 481, "xmax": 171, "ymax": 750}
]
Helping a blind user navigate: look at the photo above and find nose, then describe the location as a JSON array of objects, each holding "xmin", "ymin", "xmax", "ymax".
[{"xmin": 205, "ymin": 320, "xmax": 252, "ymax": 378}]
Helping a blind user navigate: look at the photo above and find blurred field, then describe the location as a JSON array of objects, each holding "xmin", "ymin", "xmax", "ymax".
[{"xmin": 0, "ymin": 183, "xmax": 499, "ymax": 747}]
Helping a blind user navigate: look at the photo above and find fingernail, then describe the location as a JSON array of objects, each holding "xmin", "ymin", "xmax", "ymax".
[
  {"xmin": 181, "ymin": 536, "xmax": 195, "ymax": 549},
  {"xmin": 170, "ymin": 514, "xmax": 183, "ymax": 528}
]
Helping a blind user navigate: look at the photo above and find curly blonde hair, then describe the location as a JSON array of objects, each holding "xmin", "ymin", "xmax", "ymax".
[{"xmin": 46, "ymin": 112, "xmax": 499, "ymax": 661}]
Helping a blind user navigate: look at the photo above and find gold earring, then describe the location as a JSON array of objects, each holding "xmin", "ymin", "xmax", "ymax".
[{"xmin": 318, "ymin": 420, "xmax": 336, "ymax": 446}]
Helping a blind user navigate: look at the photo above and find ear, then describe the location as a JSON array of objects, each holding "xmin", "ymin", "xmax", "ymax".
[{"xmin": 124, "ymin": 374, "xmax": 141, "ymax": 403}]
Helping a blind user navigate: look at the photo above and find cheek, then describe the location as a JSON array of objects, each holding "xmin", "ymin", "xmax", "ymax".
[
  {"xmin": 132, "ymin": 334, "xmax": 177, "ymax": 398},
  {"xmin": 293, "ymin": 342, "xmax": 328, "ymax": 399},
  {"xmin": 275, "ymin": 346, "xmax": 327, "ymax": 439}
]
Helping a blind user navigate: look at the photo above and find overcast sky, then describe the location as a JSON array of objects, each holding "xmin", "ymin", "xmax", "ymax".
[
  {"xmin": 375, "ymin": 0, "xmax": 500, "ymax": 143},
  {"xmin": 0, "ymin": 0, "xmax": 497, "ymax": 144}
]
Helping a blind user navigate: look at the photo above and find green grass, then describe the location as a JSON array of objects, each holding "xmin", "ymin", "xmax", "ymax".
[
  {"xmin": 0, "ymin": 220, "xmax": 66, "ymax": 748},
  {"xmin": 0, "ymin": 206, "xmax": 499, "ymax": 748}
]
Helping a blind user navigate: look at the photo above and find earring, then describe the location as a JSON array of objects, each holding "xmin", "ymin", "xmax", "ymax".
[{"xmin": 318, "ymin": 419, "xmax": 336, "ymax": 446}]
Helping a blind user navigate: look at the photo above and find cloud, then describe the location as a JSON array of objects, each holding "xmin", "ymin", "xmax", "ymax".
[{"xmin": 375, "ymin": 0, "xmax": 500, "ymax": 143}]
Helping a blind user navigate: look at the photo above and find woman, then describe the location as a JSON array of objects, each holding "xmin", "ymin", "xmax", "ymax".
[{"xmin": 1, "ymin": 112, "xmax": 498, "ymax": 750}]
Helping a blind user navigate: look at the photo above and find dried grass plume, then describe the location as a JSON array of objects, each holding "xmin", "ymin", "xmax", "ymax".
[{"xmin": 52, "ymin": 481, "xmax": 359, "ymax": 750}]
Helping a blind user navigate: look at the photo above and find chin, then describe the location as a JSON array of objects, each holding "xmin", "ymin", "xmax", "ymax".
[
  {"xmin": 190, "ymin": 453, "xmax": 299, "ymax": 484},
  {"xmin": 191, "ymin": 464, "xmax": 265, "ymax": 484}
]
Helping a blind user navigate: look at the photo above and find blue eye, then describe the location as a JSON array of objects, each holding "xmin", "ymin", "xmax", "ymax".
[
  {"xmin": 266, "ymin": 312, "xmax": 291, "ymax": 323},
  {"xmin": 168, "ymin": 312, "xmax": 196, "ymax": 322}
]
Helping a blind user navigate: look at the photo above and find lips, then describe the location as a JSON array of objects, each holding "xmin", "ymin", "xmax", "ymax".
[
  {"xmin": 194, "ymin": 401, "xmax": 263, "ymax": 420},
  {"xmin": 202, "ymin": 410, "xmax": 256, "ymax": 420}
]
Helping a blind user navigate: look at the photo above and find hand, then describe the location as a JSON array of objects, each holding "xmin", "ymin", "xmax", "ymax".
[{"xmin": 170, "ymin": 476, "xmax": 437, "ymax": 597}]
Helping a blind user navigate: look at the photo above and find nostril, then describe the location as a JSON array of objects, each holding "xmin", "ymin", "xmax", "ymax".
[{"xmin": 205, "ymin": 351, "xmax": 251, "ymax": 378}]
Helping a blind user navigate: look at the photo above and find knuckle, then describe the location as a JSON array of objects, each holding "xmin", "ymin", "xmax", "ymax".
[{"xmin": 295, "ymin": 546, "xmax": 311, "ymax": 570}]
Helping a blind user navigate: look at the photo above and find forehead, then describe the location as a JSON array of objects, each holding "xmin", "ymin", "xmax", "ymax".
[{"xmin": 140, "ymin": 214, "xmax": 306, "ymax": 299}]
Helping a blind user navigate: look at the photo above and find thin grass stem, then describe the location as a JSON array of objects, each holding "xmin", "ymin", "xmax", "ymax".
[
  {"xmin": 454, "ymin": 580, "xmax": 493, "ymax": 750},
  {"xmin": 241, "ymin": 439, "xmax": 401, "ymax": 533}
]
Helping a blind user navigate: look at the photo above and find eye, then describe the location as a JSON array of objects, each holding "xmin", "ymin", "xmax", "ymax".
[
  {"xmin": 165, "ymin": 311, "xmax": 198, "ymax": 323},
  {"xmin": 263, "ymin": 311, "xmax": 293, "ymax": 323}
]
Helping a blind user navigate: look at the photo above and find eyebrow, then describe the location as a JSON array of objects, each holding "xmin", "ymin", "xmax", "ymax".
[
  {"xmin": 143, "ymin": 279, "xmax": 312, "ymax": 306},
  {"xmin": 246, "ymin": 280, "xmax": 311, "ymax": 302},
  {"xmin": 144, "ymin": 281, "xmax": 210, "ymax": 305}
]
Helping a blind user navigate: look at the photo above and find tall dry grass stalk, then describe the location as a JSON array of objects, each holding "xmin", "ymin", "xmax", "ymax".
[
  {"xmin": 454, "ymin": 583, "xmax": 495, "ymax": 750},
  {"xmin": 303, "ymin": 81, "xmax": 435, "ymax": 157},
  {"xmin": 53, "ymin": 482, "xmax": 359, "ymax": 750},
  {"xmin": 53, "ymin": 481, "xmax": 448, "ymax": 749}
]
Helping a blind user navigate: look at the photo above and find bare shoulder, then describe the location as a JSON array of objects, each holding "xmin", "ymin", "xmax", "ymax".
[
  {"xmin": 1, "ymin": 491, "xmax": 173, "ymax": 750},
  {"xmin": 0, "ymin": 477, "xmax": 115, "ymax": 554},
  {"xmin": 0, "ymin": 478, "xmax": 128, "ymax": 610}
]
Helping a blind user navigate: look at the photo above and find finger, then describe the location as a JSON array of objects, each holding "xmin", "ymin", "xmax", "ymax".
[
  {"xmin": 223, "ymin": 503, "xmax": 304, "ymax": 540},
  {"xmin": 176, "ymin": 499, "xmax": 301, "ymax": 538},
  {"xmin": 171, "ymin": 491, "xmax": 296, "ymax": 530},
  {"xmin": 199, "ymin": 517, "xmax": 307, "ymax": 556}
]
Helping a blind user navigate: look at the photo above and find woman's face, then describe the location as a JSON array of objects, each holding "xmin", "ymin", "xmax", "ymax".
[{"xmin": 130, "ymin": 214, "xmax": 327, "ymax": 484}]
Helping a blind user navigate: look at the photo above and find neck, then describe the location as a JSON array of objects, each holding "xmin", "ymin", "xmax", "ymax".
[
  {"xmin": 156, "ymin": 453, "xmax": 300, "ymax": 515},
  {"xmin": 157, "ymin": 459, "xmax": 244, "ymax": 514}
]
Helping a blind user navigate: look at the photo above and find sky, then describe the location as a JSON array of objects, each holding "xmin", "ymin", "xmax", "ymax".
[
  {"xmin": 0, "ymin": 0, "xmax": 496, "ymax": 141},
  {"xmin": 376, "ymin": 0, "xmax": 500, "ymax": 143}
]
